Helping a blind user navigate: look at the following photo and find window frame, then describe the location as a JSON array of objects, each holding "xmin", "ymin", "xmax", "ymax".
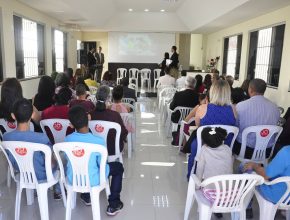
[
  {"xmin": 246, "ymin": 22, "xmax": 285, "ymax": 88},
  {"xmin": 52, "ymin": 28, "xmax": 67, "ymax": 73},
  {"xmin": 222, "ymin": 33, "xmax": 243, "ymax": 80},
  {"xmin": 13, "ymin": 14, "xmax": 46, "ymax": 80}
]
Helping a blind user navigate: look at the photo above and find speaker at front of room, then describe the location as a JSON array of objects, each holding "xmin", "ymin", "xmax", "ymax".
[{"xmin": 77, "ymin": 49, "xmax": 87, "ymax": 64}]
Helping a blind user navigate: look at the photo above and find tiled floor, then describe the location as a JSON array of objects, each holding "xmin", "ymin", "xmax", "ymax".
[{"xmin": 0, "ymin": 97, "xmax": 285, "ymax": 219}]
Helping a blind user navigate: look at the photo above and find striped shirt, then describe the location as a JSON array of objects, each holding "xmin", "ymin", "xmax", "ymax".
[{"xmin": 236, "ymin": 95, "xmax": 280, "ymax": 147}]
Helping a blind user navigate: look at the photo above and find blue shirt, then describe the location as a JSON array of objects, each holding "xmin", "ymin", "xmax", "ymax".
[
  {"xmin": 236, "ymin": 95, "xmax": 280, "ymax": 147},
  {"xmin": 3, "ymin": 130, "xmax": 51, "ymax": 181},
  {"xmin": 64, "ymin": 132, "xmax": 109, "ymax": 187},
  {"xmin": 258, "ymin": 146, "xmax": 290, "ymax": 204}
]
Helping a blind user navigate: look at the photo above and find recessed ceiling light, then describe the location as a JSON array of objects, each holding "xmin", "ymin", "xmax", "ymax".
[
  {"xmin": 128, "ymin": 8, "xmax": 133, "ymax": 12},
  {"xmin": 160, "ymin": 9, "xmax": 165, "ymax": 12},
  {"xmin": 144, "ymin": 9, "xmax": 149, "ymax": 12}
]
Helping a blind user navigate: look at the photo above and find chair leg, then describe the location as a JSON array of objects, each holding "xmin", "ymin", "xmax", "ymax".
[
  {"xmin": 286, "ymin": 210, "xmax": 290, "ymax": 220},
  {"xmin": 105, "ymin": 183, "xmax": 111, "ymax": 200},
  {"xmin": 91, "ymin": 189, "xmax": 101, "ymax": 220},
  {"xmin": 128, "ymin": 133, "xmax": 132, "ymax": 158},
  {"xmin": 26, "ymin": 189, "xmax": 34, "ymax": 205},
  {"xmin": 198, "ymin": 203, "xmax": 212, "ymax": 220},
  {"xmin": 15, "ymin": 184, "xmax": 22, "ymax": 220},
  {"xmin": 231, "ymin": 210, "xmax": 246, "ymax": 220},
  {"xmin": 7, "ymin": 166, "xmax": 11, "ymax": 187},
  {"xmin": 36, "ymin": 187, "xmax": 49, "ymax": 220},
  {"xmin": 71, "ymin": 192, "xmax": 77, "ymax": 209},
  {"xmin": 60, "ymin": 182, "xmax": 67, "ymax": 208},
  {"xmin": 184, "ymin": 177, "xmax": 195, "ymax": 220},
  {"xmin": 65, "ymin": 189, "xmax": 73, "ymax": 220}
]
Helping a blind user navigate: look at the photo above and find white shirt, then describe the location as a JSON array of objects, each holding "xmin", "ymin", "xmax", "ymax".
[
  {"xmin": 157, "ymin": 74, "xmax": 176, "ymax": 88},
  {"xmin": 175, "ymin": 76, "xmax": 186, "ymax": 88},
  {"xmin": 195, "ymin": 144, "xmax": 233, "ymax": 180}
]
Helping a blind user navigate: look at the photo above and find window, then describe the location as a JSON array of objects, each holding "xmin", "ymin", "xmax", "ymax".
[
  {"xmin": 52, "ymin": 29, "xmax": 67, "ymax": 72},
  {"xmin": 0, "ymin": 28, "xmax": 3, "ymax": 82},
  {"xmin": 247, "ymin": 24, "xmax": 285, "ymax": 87},
  {"xmin": 13, "ymin": 15, "xmax": 45, "ymax": 79},
  {"xmin": 222, "ymin": 34, "xmax": 242, "ymax": 79}
]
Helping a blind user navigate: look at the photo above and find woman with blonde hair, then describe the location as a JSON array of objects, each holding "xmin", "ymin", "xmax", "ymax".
[{"xmin": 186, "ymin": 79, "xmax": 237, "ymax": 178}]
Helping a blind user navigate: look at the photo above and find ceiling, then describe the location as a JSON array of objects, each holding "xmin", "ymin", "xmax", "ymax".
[{"xmin": 17, "ymin": 0, "xmax": 290, "ymax": 33}]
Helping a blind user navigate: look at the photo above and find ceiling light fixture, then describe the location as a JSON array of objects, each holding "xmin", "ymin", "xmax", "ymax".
[
  {"xmin": 160, "ymin": 9, "xmax": 165, "ymax": 12},
  {"xmin": 128, "ymin": 8, "xmax": 133, "ymax": 12},
  {"xmin": 163, "ymin": 0, "xmax": 179, "ymax": 2},
  {"xmin": 144, "ymin": 9, "xmax": 149, "ymax": 12}
]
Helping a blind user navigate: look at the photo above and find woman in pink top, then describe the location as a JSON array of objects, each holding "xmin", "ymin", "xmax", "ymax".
[{"xmin": 109, "ymin": 86, "xmax": 130, "ymax": 113}]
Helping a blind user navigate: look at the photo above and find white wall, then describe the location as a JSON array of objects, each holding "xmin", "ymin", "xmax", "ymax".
[
  {"xmin": 203, "ymin": 5, "xmax": 290, "ymax": 110},
  {"xmin": 190, "ymin": 34, "xmax": 203, "ymax": 70},
  {"xmin": 0, "ymin": 0, "xmax": 79, "ymax": 98}
]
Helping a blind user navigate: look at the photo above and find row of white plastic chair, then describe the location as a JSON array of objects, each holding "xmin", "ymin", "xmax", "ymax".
[
  {"xmin": 0, "ymin": 141, "xmax": 110, "ymax": 220},
  {"xmin": 117, "ymin": 68, "xmax": 161, "ymax": 89}
]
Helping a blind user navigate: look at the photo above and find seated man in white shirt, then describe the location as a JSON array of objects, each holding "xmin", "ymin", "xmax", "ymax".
[
  {"xmin": 175, "ymin": 70, "xmax": 187, "ymax": 89},
  {"xmin": 157, "ymin": 67, "xmax": 176, "ymax": 89}
]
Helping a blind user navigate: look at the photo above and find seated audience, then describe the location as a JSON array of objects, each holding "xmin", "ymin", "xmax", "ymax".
[
  {"xmin": 225, "ymin": 75, "xmax": 234, "ymax": 91},
  {"xmin": 170, "ymin": 76, "xmax": 199, "ymax": 123},
  {"xmin": 212, "ymin": 72, "xmax": 220, "ymax": 83},
  {"xmin": 3, "ymin": 98, "xmax": 61, "ymax": 200},
  {"xmin": 42, "ymin": 87, "xmax": 72, "ymax": 120},
  {"xmin": 65, "ymin": 106, "xmax": 124, "ymax": 215},
  {"xmin": 159, "ymin": 52, "xmax": 170, "ymax": 76},
  {"xmin": 90, "ymin": 86, "xmax": 128, "ymax": 156},
  {"xmin": 175, "ymin": 70, "xmax": 187, "ymax": 88},
  {"xmin": 84, "ymin": 72, "xmax": 98, "ymax": 88},
  {"xmin": 109, "ymin": 86, "xmax": 130, "ymax": 113},
  {"xmin": 187, "ymin": 79, "xmax": 236, "ymax": 178},
  {"xmin": 73, "ymin": 68, "xmax": 83, "ymax": 87},
  {"xmin": 156, "ymin": 67, "xmax": 176, "ymax": 89},
  {"xmin": 51, "ymin": 71, "xmax": 59, "ymax": 81},
  {"xmin": 33, "ymin": 75, "xmax": 55, "ymax": 111},
  {"xmin": 241, "ymin": 79, "xmax": 250, "ymax": 98},
  {"xmin": 203, "ymin": 74, "xmax": 212, "ymax": 91},
  {"xmin": 75, "ymin": 76, "xmax": 90, "ymax": 92},
  {"xmin": 101, "ymin": 71, "xmax": 116, "ymax": 88},
  {"xmin": 0, "ymin": 78, "xmax": 40, "ymax": 123},
  {"xmin": 195, "ymin": 74, "xmax": 205, "ymax": 93},
  {"xmin": 197, "ymin": 127, "xmax": 233, "ymax": 218},
  {"xmin": 65, "ymin": 67, "xmax": 74, "ymax": 87},
  {"xmin": 120, "ymin": 77, "xmax": 137, "ymax": 102},
  {"xmin": 69, "ymin": 84, "xmax": 95, "ymax": 113},
  {"xmin": 233, "ymin": 79, "xmax": 280, "ymax": 159},
  {"xmin": 243, "ymin": 146, "xmax": 290, "ymax": 218},
  {"xmin": 55, "ymin": 72, "xmax": 70, "ymax": 93}
]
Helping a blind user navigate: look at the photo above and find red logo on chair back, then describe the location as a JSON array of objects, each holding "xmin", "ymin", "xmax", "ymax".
[
  {"xmin": 95, "ymin": 124, "xmax": 104, "ymax": 133},
  {"xmin": 15, "ymin": 147, "xmax": 27, "ymax": 156},
  {"xmin": 72, "ymin": 148, "xmax": 85, "ymax": 157},
  {"xmin": 260, "ymin": 129, "xmax": 270, "ymax": 137},
  {"xmin": 53, "ymin": 122, "xmax": 63, "ymax": 131},
  {"xmin": 7, "ymin": 122, "xmax": 16, "ymax": 129}
]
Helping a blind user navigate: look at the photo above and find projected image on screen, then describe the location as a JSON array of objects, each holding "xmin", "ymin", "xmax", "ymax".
[
  {"xmin": 119, "ymin": 34, "xmax": 154, "ymax": 56},
  {"xmin": 109, "ymin": 32, "xmax": 175, "ymax": 63}
]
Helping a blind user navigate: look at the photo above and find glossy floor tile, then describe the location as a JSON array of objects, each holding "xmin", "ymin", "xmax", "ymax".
[{"xmin": 0, "ymin": 97, "xmax": 285, "ymax": 219}]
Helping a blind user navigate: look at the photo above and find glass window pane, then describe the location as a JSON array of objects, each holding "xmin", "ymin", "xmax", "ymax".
[{"xmin": 54, "ymin": 30, "xmax": 64, "ymax": 72}]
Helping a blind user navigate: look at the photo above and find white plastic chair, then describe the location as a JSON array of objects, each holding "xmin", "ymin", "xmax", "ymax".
[
  {"xmin": 88, "ymin": 120, "xmax": 123, "ymax": 163},
  {"xmin": 235, "ymin": 125, "xmax": 283, "ymax": 166},
  {"xmin": 128, "ymin": 83, "xmax": 138, "ymax": 97},
  {"xmin": 184, "ymin": 174, "xmax": 264, "ymax": 220},
  {"xmin": 117, "ymin": 68, "xmax": 127, "ymax": 85},
  {"xmin": 88, "ymin": 86, "xmax": 98, "ymax": 95},
  {"xmin": 53, "ymin": 142, "xmax": 110, "ymax": 220},
  {"xmin": 140, "ymin": 68, "xmax": 151, "ymax": 90},
  {"xmin": 120, "ymin": 113, "xmax": 135, "ymax": 158},
  {"xmin": 122, "ymin": 98, "xmax": 136, "ymax": 106},
  {"xmin": 129, "ymin": 68, "xmax": 139, "ymax": 87},
  {"xmin": 165, "ymin": 107, "xmax": 193, "ymax": 137},
  {"xmin": 153, "ymin": 69, "xmax": 161, "ymax": 88},
  {"xmin": 178, "ymin": 118, "xmax": 195, "ymax": 152},
  {"xmin": 40, "ymin": 119, "xmax": 71, "ymax": 144},
  {"xmin": 0, "ymin": 118, "xmax": 34, "ymax": 188},
  {"xmin": 255, "ymin": 176, "xmax": 290, "ymax": 220},
  {"xmin": 158, "ymin": 87, "xmax": 177, "ymax": 112},
  {"xmin": 0, "ymin": 141, "xmax": 66, "ymax": 220}
]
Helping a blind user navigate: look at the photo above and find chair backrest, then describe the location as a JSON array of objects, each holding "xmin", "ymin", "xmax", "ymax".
[
  {"xmin": 201, "ymin": 174, "xmax": 264, "ymax": 212},
  {"xmin": 128, "ymin": 83, "xmax": 137, "ymax": 90},
  {"xmin": 122, "ymin": 98, "xmax": 136, "ymax": 105},
  {"xmin": 172, "ymin": 107, "xmax": 193, "ymax": 124},
  {"xmin": 0, "ymin": 118, "xmax": 34, "ymax": 133},
  {"xmin": 266, "ymin": 177, "xmax": 290, "ymax": 209},
  {"xmin": 140, "ymin": 68, "xmax": 151, "ymax": 79},
  {"xmin": 0, "ymin": 141, "xmax": 54, "ymax": 188},
  {"xmin": 120, "ymin": 113, "xmax": 135, "ymax": 132},
  {"xmin": 154, "ymin": 69, "xmax": 161, "ymax": 79},
  {"xmin": 88, "ymin": 86, "xmax": 98, "ymax": 95},
  {"xmin": 129, "ymin": 68, "xmax": 139, "ymax": 78},
  {"xmin": 123, "ymin": 102, "xmax": 135, "ymax": 113},
  {"xmin": 159, "ymin": 87, "xmax": 177, "ymax": 98},
  {"xmin": 53, "ymin": 142, "xmax": 108, "ymax": 192},
  {"xmin": 117, "ymin": 68, "xmax": 127, "ymax": 78},
  {"xmin": 40, "ymin": 119, "xmax": 71, "ymax": 144},
  {"xmin": 88, "ymin": 120, "xmax": 121, "ymax": 160},
  {"xmin": 240, "ymin": 125, "xmax": 283, "ymax": 162}
]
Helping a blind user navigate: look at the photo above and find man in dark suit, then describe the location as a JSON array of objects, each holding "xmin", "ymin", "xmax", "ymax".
[
  {"xmin": 170, "ymin": 46, "xmax": 179, "ymax": 69},
  {"xmin": 121, "ymin": 77, "xmax": 137, "ymax": 103},
  {"xmin": 170, "ymin": 76, "xmax": 199, "ymax": 123},
  {"xmin": 87, "ymin": 46, "xmax": 96, "ymax": 78},
  {"xmin": 95, "ymin": 46, "xmax": 105, "ymax": 82}
]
